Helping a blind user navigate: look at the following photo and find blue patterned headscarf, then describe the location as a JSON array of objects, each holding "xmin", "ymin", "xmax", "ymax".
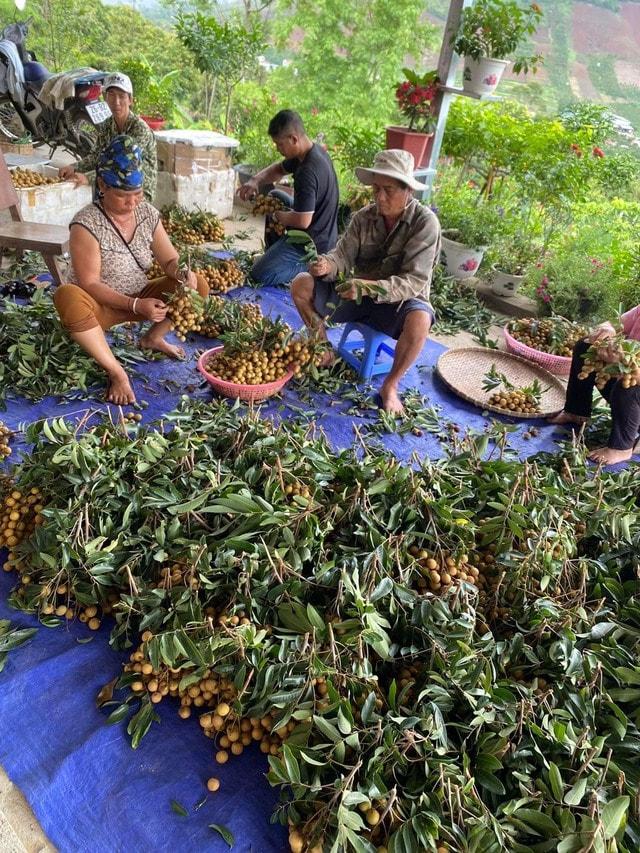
[{"xmin": 97, "ymin": 135, "xmax": 143, "ymax": 191}]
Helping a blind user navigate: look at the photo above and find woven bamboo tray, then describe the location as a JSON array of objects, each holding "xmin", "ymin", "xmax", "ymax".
[{"xmin": 435, "ymin": 348, "xmax": 566, "ymax": 419}]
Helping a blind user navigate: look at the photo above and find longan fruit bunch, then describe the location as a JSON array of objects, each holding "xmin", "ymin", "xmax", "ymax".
[
  {"xmin": 10, "ymin": 167, "xmax": 63, "ymax": 188},
  {"xmin": 161, "ymin": 206, "xmax": 225, "ymax": 246},
  {"xmin": 580, "ymin": 335, "xmax": 640, "ymax": 390},
  {"xmin": 203, "ymin": 333, "xmax": 316, "ymax": 385},
  {"xmin": 284, "ymin": 482, "xmax": 311, "ymax": 504},
  {"xmin": 166, "ymin": 286, "xmax": 205, "ymax": 341},
  {"xmin": 203, "ymin": 346, "xmax": 294, "ymax": 386},
  {"xmin": 409, "ymin": 545, "xmax": 481, "ymax": 595},
  {"xmin": 191, "ymin": 211, "xmax": 224, "ymax": 243},
  {"xmin": 252, "ymin": 194, "xmax": 286, "ymax": 237},
  {"xmin": 146, "ymin": 259, "xmax": 164, "ymax": 280},
  {"xmin": 251, "ymin": 193, "xmax": 283, "ymax": 217},
  {"xmin": 201, "ymin": 258, "xmax": 245, "ymax": 294},
  {"xmin": 488, "ymin": 388, "xmax": 541, "ymax": 414},
  {"xmin": 0, "ymin": 484, "xmax": 45, "ymax": 557},
  {"xmin": 199, "ymin": 295, "xmax": 263, "ymax": 339},
  {"xmin": 0, "ymin": 421, "xmax": 12, "ymax": 459},
  {"xmin": 508, "ymin": 317, "xmax": 587, "ymax": 357},
  {"xmin": 161, "ymin": 206, "xmax": 204, "ymax": 246},
  {"xmin": 37, "ymin": 584, "xmax": 104, "ymax": 630},
  {"xmin": 149, "ymin": 560, "xmax": 199, "ymax": 592}
]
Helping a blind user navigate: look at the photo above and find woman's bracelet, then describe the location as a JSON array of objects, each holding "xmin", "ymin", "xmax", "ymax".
[{"xmin": 132, "ymin": 298, "xmax": 139, "ymax": 314}]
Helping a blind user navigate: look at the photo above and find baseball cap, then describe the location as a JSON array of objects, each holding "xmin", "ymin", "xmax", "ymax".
[{"xmin": 103, "ymin": 72, "xmax": 133, "ymax": 95}]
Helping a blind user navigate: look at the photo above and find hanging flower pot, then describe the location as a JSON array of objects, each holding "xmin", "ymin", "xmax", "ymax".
[
  {"xmin": 489, "ymin": 265, "xmax": 527, "ymax": 297},
  {"xmin": 462, "ymin": 56, "xmax": 510, "ymax": 96},
  {"xmin": 451, "ymin": 0, "xmax": 544, "ymax": 92},
  {"xmin": 385, "ymin": 126, "xmax": 434, "ymax": 169},
  {"xmin": 440, "ymin": 234, "xmax": 486, "ymax": 280}
]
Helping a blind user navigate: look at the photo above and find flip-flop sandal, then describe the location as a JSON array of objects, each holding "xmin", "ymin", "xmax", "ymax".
[
  {"xmin": 28, "ymin": 272, "xmax": 55, "ymax": 287},
  {"xmin": 0, "ymin": 279, "xmax": 37, "ymax": 299}
]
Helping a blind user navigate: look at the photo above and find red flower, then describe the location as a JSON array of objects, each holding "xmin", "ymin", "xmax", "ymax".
[{"xmin": 592, "ymin": 146, "xmax": 604, "ymax": 158}]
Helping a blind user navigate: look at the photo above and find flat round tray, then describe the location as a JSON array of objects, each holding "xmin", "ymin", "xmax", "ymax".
[{"xmin": 435, "ymin": 348, "xmax": 566, "ymax": 419}]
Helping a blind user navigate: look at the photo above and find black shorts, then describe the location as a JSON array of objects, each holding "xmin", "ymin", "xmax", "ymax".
[{"xmin": 313, "ymin": 280, "xmax": 435, "ymax": 340}]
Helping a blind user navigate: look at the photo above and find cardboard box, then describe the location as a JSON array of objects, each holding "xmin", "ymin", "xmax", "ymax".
[
  {"xmin": 3, "ymin": 163, "xmax": 92, "ymax": 227},
  {"xmin": 154, "ymin": 168, "xmax": 236, "ymax": 219},
  {"xmin": 155, "ymin": 130, "xmax": 239, "ymax": 177}
]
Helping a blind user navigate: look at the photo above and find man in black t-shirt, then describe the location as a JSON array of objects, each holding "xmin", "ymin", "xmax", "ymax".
[{"xmin": 237, "ymin": 110, "xmax": 339, "ymax": 288}]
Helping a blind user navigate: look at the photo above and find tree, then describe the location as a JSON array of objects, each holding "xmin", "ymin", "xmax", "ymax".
[
  {"xmin": 19, "ymin": 0, "xmax": 193, "ymax": 106},
  {"xmin": 174, "ymin": 12, "xmax": 265, "ymax": 129},
  {"xmin": 271, "ymin": 0, "xmax": 439, "ymax": 122}
]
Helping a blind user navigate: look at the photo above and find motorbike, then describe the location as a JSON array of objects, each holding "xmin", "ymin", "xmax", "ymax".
[{"xmin": 0, "ymin": 17, "xmax": 110, "ymax": 158}]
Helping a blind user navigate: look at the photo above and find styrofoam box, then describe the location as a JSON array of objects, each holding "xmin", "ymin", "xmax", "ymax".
[
  {"xmin": 4, "ymin": 163, "xmax": 92, "ymax": 227},
  {"xmin": 154, "ymin": 168, "xmax": 237, "ymax": 219}
]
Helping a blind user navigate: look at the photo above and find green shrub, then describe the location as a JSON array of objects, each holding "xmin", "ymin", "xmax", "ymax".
[{"xmin": 523, "ymin": 225, "xmax": 624, "ymax": 322}]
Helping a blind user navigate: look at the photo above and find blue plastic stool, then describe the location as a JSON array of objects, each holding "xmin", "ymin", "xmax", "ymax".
[{"xmin": 337, "ymin": 322, "xmax": 396, "ymax": 380}]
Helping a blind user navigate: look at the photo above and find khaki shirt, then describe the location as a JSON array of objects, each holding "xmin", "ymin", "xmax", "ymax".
[
  {"xmin": 321, "ymin": 197, "xmax": 441, "ymax": 308},
  {"xmin": 76, "ymin": 113, "xmax": 158, "ymax": 203}
]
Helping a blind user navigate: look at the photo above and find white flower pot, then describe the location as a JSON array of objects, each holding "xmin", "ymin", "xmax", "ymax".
[
  {"xmin": 462, "ymin": 57, "xmax": 509, "ymax": 96},
  {"xmin": 490, "ymin": 267, "xmax": 527, "ymax": 297},
  {"xmin": 440, "ymin": 235, "xmax": 486, "ymax": 280}
]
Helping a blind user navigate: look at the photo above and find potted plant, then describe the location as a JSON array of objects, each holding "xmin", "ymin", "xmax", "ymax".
[
  {"xmin": 484, "ymin": 235, "xmax": 542, "ymax": 296},
  {"xmin": 431, "ymin": 186, "xmax": 503, "ymax": 279},
  {"xmin": 120, "ymin": 57, "xmax": 178, "ymax": 129},
  {"xmin": 452, "ymin": 0, "xmax": 544, "ymax": 96},
  {"xmin": 386, "ymin": 68, "xmax": 439, "ymax": 168}
]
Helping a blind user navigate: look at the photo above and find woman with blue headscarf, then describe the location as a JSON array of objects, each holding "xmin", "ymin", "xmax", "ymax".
[{"xmin": 54, "ymin": 135, "xmax": 209, "ymax": 406}]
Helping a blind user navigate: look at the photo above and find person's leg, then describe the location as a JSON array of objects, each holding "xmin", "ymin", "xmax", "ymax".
[
  {"xmin": 547, "ymin": 338, "xmax": 596, "ymax": 425},
  {"xmin": 250, "ymin": 239, "xmax": 307, "ymax": 288},
  {"xmin": 138, "ymin": 274, "xmax": 209, "ymax": 359},
  {"xmin": 53, "ymin": 284, "xmax": 135, "ymax": 404},
  {"xmin": 269, "ymin": 187, "xmax": 293, "ymax": 207},
  {"xmin": 588, "ymin": 382, "xmax": 640, "ymax": 464},
  {"xmin": 291, "ymin": 273, "xmax": 336, "ymax": 365},
  {"xmin": 379, "ymin": 309, "xmax": 432, "ymax": 415}
]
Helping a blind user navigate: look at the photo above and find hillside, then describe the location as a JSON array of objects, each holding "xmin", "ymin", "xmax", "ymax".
[{"xmin": 113, "ymin": 0, "xmax": 640, "ymax": 130}]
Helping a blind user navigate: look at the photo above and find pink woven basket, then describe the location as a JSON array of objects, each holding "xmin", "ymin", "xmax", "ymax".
[
  {"xmin": 503, "ymin": 324, "xmax": 572, "ymax": 377},
  {"xmin": 197, "ymin": 347, "xmax": 293, "ymax": 402}
]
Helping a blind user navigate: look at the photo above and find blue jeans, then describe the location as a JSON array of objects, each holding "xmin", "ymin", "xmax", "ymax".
[{"xmin": 249, "ymin": 237, "xmax": 307, "ymax": 288}]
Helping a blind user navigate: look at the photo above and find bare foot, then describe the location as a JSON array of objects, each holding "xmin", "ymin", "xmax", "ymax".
[
  {"xmin": 319, "ymin": 348, "xmax": 336, "ymax": 368},
  {"xmin": 588, "ymin": 446, "xmax": 634, "ymax": 465},
  {"xmin": 139, "ymin": 334, "xmax": 185, "ymax": 360},
  {"xmin": 105, "ymin": 374, "xmax": 136, "ymax": 406},
  {"xmin": 379, "ymin": 381, "xmax": 404, "ymax": 415},
  {"xmin": 547, "ymin": 411, "xmax": 589, "ymax": 426}
]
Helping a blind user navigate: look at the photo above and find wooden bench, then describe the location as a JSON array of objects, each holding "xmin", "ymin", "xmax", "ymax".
[{"xmin": 0, "ymin": 150, "xmax": 69, "ymax": 286}]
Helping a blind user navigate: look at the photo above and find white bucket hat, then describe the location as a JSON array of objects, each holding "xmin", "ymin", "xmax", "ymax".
[
  {"xmin": 103, "ymin": 72, "xmax": 133, "ymax": 95},
  {"xmin": 355, "ymin": 149, "xmax": 426, "ymax": 190}
]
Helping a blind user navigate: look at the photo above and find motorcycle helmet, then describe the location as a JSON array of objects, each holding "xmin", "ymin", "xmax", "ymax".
[{"xmin": 23, "ymin": 61, "xmax": 50, "ymax": 85}]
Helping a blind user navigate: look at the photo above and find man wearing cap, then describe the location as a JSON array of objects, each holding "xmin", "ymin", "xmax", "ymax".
[
  {"xmin": 291, "ymin": 149, "xmax": 441, "ymax": 415},
  {"xmin": 58, "ymin": 72, "xmax": 157, "ymax": 203}
]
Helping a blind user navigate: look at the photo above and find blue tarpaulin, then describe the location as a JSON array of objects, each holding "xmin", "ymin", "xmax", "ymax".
[{"xmin": 0, "ymin": 282, "xmax": 579, "ymax": 852}]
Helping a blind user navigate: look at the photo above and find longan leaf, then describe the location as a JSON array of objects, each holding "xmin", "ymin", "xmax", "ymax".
[
  {"xmin": 209, "ymin": 824, "xmax": 234, "ymax": 847},
  {"xmin": 170, "ymin": 799, "xmax": 188, "ymax": 816},
  {"xmin": 106, "ymin": 703, "xmax": 131, "ymax": 725}
]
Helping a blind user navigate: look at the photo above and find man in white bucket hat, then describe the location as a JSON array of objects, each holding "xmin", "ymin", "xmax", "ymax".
[{"xmin": 291, "ymin": 148, "xmax": 441, "ymax": 414}]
